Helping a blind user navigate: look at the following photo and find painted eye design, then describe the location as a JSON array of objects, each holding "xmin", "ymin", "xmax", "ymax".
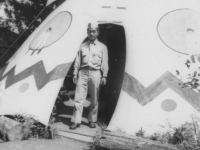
[
  {"xmin": 28, "ymin": 28, "xmax": 52, "ymax": 55},
  {"xmin": 27, "ymin": 11, "xmax": 72, "ymax": 56},
  {"xmin": 158, "ymin": 9, "xmax": 200, "ymax": 55}
]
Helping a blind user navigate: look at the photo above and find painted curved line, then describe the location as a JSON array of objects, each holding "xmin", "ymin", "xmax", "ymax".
[
  {"xmin": 29, "ymin": 11, "xmax": 72, "ymax": 50},
  {"xmin": 0, "ymin": 61, "xmax": 72, "ymax": 90},
  {"xmin": 157, "ymin": 8, "xmax": 189, "ymax": 55},
  {"xmin": 157, "ymin": 8, "xmax": 200, "ymax": 55},
  {"xmin": 122, "ymin": 71, "xmax": 200, "ymax": 111}
]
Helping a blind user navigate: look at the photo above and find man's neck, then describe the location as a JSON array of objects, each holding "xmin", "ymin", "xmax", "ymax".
[
  {"xmin": 89, "ymin": 39, "xmax": 97, "ymax": 45},
  {"xmin": 89, "ymin": 39, "xmax": 96, "ymax": 42}
]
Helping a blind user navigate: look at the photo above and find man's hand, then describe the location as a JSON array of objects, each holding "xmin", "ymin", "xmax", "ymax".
[
  {"xmin": 73, "ymin": 75, "xmax": 78, "ymax": 84},
  {"xmin": 101, "ymin": 77, "xmax": 107, "ymax": 86}
]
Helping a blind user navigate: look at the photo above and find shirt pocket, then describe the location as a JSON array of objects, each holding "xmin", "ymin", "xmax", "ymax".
[
  {"xmin": 93, "ymin": 51, "xmax": 102, "ymax": 64},
  {"xmin": 96, "ymin": 52, "xmax": 102, "ymax": 58},
  {"xmin": 81, "ymin": 48, "xmax": 89, "ymax": 56}
]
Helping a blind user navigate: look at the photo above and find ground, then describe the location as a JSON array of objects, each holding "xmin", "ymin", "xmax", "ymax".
[{"xmin": 0, "ymin": 138, "xmax": 91, "ymax": 150}]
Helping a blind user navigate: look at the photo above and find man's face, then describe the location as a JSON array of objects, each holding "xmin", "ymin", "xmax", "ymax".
[{"xmin": 87, "ymin": 28, "xmax": 99, "ymax": 41}]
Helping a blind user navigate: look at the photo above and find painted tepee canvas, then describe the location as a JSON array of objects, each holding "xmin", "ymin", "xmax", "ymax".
[{"xmin": 0, "ymin": 0, "xmax": 200, "ymax": 136}]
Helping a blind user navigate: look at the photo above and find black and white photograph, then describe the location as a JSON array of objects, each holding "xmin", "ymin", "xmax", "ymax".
[{"xmin": 0, "ymin": 0, "xmax": 200, "ymax": 150}]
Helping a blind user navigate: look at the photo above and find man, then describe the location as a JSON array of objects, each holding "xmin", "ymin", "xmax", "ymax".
[{"xmin": 70, "ymin": 22, "xmax": 109, "ymax": 130}]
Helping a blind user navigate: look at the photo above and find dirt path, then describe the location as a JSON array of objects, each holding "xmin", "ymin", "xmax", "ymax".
[{"xmin": 0, "ymin": 138, "xmax": 91, "ymax": 150}]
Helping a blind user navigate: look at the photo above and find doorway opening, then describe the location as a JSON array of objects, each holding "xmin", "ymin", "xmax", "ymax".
[
  {"xmin": 53, "ymin": 24, "xmax": 126, "ymax": 128},
  {"xmin": 97, "ymin": 24, "xmax": 126, "ymax": 124}
]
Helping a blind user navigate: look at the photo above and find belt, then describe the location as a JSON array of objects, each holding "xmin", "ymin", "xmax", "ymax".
[{"xmin": 81, "ymin": 66, "xmax": 99, "ymax": 70}]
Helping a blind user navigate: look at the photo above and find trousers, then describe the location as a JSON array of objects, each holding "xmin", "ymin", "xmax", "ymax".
[{"xmin": 71, "ymin": 68, "xmax": 101, "ymax": 123}]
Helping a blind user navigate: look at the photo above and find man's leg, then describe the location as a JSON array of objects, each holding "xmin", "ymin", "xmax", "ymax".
[
  {"xmin": 88, "ymin": 70, "xmax": 101, "ymax": 127},
  {"xmin": 71, "ymin": 70, "xmax": 88, "ymax": 126}
]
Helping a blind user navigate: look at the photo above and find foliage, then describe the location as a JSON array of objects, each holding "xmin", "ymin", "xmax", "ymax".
[
  {"xmin": 52, "ymin": 85, "xmax": 69, "ymax": 116},
  {"xmin": 97, "ymin": 122, "xmax": 107, "ymax": 131},
  {"xmin": 175, "ymin": 58, "xmax": 200, "ymax": 148},
  {"xmin": 1, "ymin": 0, "xmax": 66, "ymax": 34},
  {"xmin": 90, "ymin": 122, "xmax": 107, "ymax": 150},
  {"xmin": 49, "ymin": 84, "xmax": 70, "ymax": 139},
  {"xmin": 48, "ymin": 115, "xmax": 60, "ymax": 139},
  {"xmin": 135, "ymin": 115, "xmax": 200, "ymax": 150},
  {"xmin": 12, "ymin": 114, "xmax": 51, "ymax": 139},
  {"xmin": 171, "ymin": 115, "xmax": 200, "ymax": 150},
  {"xmin": 90, "ymin": 130, "xmax": 103, "ymax": 150},
  {"xmin": 178, "ymin": 70, "xmax": 200, "ymax": 91},
  {"xmin": 114, "ymin": 126, "xmax": 126, "ymax": 134},
  {"xmin": 177, "ymin": 59, "xmax": 200, "ymax": 92},
  {"xmin": 1, "ymin": 0, "xmax": 47, "ymax": 33},
  {"xmin": 0, "ymin": 113, "xmax": 60, "ymax": 141},
  {"xmin": 135, "ymin": 128, "xmax": 145, "ymax": 138}
]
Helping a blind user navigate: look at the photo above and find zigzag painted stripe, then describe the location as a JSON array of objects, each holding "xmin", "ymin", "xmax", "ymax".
[
  {"xmin": 122, "ymin": 71, "xmax": 200, "ymax": 111},
  {"xmin": 1, "ymin": 61, "xmax": 200, "ymax": 110},
  {"xmin": 0, "ymin": 61, "xmax": 72, "ymax": 90}
]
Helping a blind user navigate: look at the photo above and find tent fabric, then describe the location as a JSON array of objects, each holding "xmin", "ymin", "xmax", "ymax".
[{"xmin": 0, "ymin": 0, "xmax": 200, "ymax": 135}]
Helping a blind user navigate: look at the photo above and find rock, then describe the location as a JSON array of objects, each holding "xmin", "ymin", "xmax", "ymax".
[
  {"xmin": 7, "ymin": 124, "xmax": 29, "ymax": 141},
  {"xmin": 0, "ymin": 116, "xmax": 29, "ymax": 141}
]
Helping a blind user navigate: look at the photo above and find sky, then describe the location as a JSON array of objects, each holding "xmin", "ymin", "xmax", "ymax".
[
  {"xmin": 0, "ymin": 1, "xmax": 32, "ymax": 19},
  {"xmin": 0, "ymin": 5, "xmax": 7, "ymax": 19}
]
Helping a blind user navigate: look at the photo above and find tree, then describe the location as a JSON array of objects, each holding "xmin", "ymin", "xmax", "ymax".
[
  {"xmin": 177, "ymin": 59, "xmax": 200, "ymax": 93},
  {"xmin": 0, "ymin": 0, "xmax": 66, "ymax": 65},
  {"xmin": 1, "ymin": 0, "xmax": 47, "ymax": 33}
]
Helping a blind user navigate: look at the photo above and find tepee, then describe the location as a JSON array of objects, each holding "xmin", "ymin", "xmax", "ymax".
[{"xmin": 0, "ymin": 0, "xmax": 200, "ymax": 135}]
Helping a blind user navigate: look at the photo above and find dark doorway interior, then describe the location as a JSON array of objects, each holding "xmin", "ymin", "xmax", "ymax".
[
  {"xmin": 97, "ymin": 24, "xmax": 126, "ymax": 124},
  {"xmin": 54, "ymin": 24, "xmax": 126, "ymax": 126}
]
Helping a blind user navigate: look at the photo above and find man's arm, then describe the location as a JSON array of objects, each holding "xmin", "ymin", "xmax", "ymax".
[
  {"xmin": 101, "ymin": 46, "xmax": 109, "ymax": 85},
  {"xmin": 73, "ymin": 50, "xmax": 81, "ymax": 84}
]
